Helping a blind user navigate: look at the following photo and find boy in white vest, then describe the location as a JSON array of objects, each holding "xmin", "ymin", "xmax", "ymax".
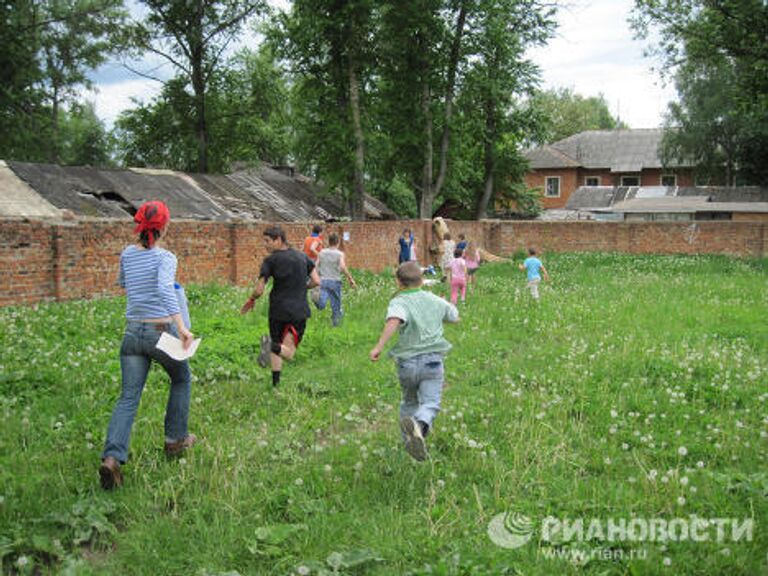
[{"xmin": 314, "ymin": 233, "xmax": 356, "ymax": 326}]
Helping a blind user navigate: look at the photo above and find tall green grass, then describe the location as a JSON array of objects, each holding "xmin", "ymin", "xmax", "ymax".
[{"xmin": 1, "ymin": 253, "xmax": 766, "ymax": 575}]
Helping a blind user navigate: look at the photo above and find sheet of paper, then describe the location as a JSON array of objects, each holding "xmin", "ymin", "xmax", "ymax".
[{"xmin": 156, "ymin": 331, "xmax": 201, "ymax": 361}]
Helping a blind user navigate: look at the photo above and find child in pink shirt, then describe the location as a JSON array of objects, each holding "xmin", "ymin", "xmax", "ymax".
[
  {"xmin": 464, "ymin": 241, "xmax": 481, "ymax": 291},
  {"xmin": 446, "ymin": 248, "xmax": 467, "ymax": 304}
]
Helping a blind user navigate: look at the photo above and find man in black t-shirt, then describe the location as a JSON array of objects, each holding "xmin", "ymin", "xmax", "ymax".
[{"xmin": 241, "ymin": 225, "xmax": 321, "ymax": 386}]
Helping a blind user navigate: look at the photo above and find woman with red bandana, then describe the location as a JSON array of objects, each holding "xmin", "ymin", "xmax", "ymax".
[{"xmin": 99, "ymin": 200, "xmax": 197, "ymax": 490}]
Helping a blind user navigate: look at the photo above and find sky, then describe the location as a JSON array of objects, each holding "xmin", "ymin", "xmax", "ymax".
[{"xmin": 84, "ymin": 0, "xmax": 676, "ymax": 130}]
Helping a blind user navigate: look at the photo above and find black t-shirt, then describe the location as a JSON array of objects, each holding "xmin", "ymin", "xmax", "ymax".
[{"xmin": 259, "ymin": 248, "xmax": 315, "ymax": 321}]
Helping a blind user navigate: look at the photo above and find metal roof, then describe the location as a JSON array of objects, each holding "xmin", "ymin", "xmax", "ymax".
[
  {"xmin": 526, "ymin": 129, "xmax": 694, "ymax": 171},
  {"xmin": 0, "ymin": 160, "xmax": 61, "ymax": 218},
  {"xmin": 592, "ymin": 197, "xmax": 768, "ymax": 214},
  {"xmin": 1, "ymin": 161, "xmax": 396, "ymax": 221},
  {"xmin": 567, "ymin": 185, "xmax": 768, "ymax": 212}
]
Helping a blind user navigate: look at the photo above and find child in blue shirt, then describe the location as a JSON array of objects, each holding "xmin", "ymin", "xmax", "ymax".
[{"xmin": 519, "ymin": 247, "xmax": 549, "ymax": 300}]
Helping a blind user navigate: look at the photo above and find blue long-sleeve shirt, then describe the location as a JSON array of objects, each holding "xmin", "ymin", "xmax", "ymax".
[{"xmin": 119, "ymin": 245, "xmax": 180, "ymax": 320}]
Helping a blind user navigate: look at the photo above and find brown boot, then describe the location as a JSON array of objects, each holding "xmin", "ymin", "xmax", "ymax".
[
  {"xmin": 164, "ymin": 433, "xmax": 197, "ymax": 457},
  {"xmin": 99, "ymin": 456, "xmax": 123, "ymax": 490}
]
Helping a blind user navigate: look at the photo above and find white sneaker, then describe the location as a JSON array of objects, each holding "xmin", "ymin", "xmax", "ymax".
[
  {"xmin": 310, "ymin": 286, "xmax": 321, "ymax": 306},
  {"xmin": 257, "ymin": 335, "xmax": 271, "ymax": 368},
  {"xmin": 400, "ymin": 416, "xmax": 427, "ymax": 461}
]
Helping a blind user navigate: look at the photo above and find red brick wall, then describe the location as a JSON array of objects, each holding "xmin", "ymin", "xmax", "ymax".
[{"xmin": 0, "ymin": 218, "xmax": 765, "ymax": 307}]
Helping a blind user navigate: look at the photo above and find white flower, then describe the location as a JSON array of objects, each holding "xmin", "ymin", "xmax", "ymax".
[
  {"xmin": 610, "ymin": 409, "xmax": 618, "ymax": 418},
  {"xmin": 696, "ymin": 460, "xmax": 705, "ymax": 468},
  {"xmin": 677, "ymin": 446, "xmax": 688, "ymax": 457},
  {"xmin": 296, "ymin": 565, "xmax": 311, "ymax": 575},
  {"xmin": 16, "ymin": 556, "xmax": 29, "ymax": 568},
  {"xmin": 679, "ymin": 476, "xmax": 689, "ymax": 486},
  {"xmin": 663, "ymin": 557, "xmax": 672, "ymax": 567},
  {"xmin": 323, "ymin": 464, "xmax": 332, "ymax": 473},
  {"xmin": 677, "ymin": 496, "xmax": 686, "ymax": 506},
  {"xmin": 621, "ymin": 442, "xmax": 630, "ymax": 451},
  {"xmin": 294, "ymin": 477, "xmax": 304, "ymax": 486}
]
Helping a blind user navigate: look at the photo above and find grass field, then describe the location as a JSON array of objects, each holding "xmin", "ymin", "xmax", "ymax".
[{"xmin": 1, "ymin": 253, "xmax": 767, "ymax": 575}]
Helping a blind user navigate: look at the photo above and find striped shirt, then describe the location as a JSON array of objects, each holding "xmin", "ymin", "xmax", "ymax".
[{"xmin": 119, "ymin": 245, "xmax": 180, "ymax": 320}]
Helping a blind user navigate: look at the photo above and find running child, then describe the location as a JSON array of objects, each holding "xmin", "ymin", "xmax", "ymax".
[{"xmin": 369, "ymin": 262, "xmax": 459, "ymax": 461}]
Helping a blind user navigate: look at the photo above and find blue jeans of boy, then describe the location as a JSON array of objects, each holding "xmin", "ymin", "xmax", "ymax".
[
  {"xmin": 102, "ymin": 322, "xmax": 191, "ymax": 463},
  {"xmin": 397, "ymin": 352, "xmax": 444, "ymax": 431},
  {"xmin": 317, "ymin": 279, "xmax": 343, "ymax": 326}
]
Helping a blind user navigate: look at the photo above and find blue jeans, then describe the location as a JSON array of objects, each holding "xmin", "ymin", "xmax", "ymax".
[
  {"xmin": 102, "ymin": 322, "xmax": 191, "ymax": 463},
  {"xmin": 316, "ymin": 279, "xmax": 343, "ymax": 326},
  {"xmin": 397, "ymin": 352, "xmax": 445, "ymax": 430}
]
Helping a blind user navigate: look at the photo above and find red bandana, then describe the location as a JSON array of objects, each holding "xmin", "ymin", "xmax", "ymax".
[{"xmin": 133, "ymin": 201, "xmax": 170, "ymax": 246}]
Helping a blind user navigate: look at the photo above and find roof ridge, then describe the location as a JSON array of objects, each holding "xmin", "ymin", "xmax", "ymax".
[{"xmin": 545, "ymin": 144, "xmax": 580, "ymax": 166}]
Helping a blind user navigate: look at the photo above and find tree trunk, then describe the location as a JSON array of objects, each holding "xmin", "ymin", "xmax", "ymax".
[
  {"xmin": 434, "ymin": 2, "xmax": 467, "ymax": 198},
  {"xmin": 348, "ymin": 56, "xmax": 366, "ymax": 221},
  {"xmin": 191, "ymin": 55, "xmax": 207, "ymax": 173},
  {"xmin": 419, "ymin": 78, "xmax": 434, "ymax": 218},
  {"xmin": 190, "ymin": 1, "xmax": 207, "ymax": 173},
  {"xmin": 476, "ymin": 96, "xmax": 496, "ymax": 219},
  {"xmin": 49, "ymin": 85, "xmax": 60, "ymax": 163}
]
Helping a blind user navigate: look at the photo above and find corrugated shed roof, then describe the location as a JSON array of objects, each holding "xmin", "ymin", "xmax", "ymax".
[
  {"xmin": 677, "ymin": 186, "xmax": 768, "ymax": 203},
  {"xmin": 603, "ymin": 196, "xmax": 712, "ymax": 213},
  {"xmin": 565, "ymin": 185, "xmax": 768, "ymax": 212},
  {"xmin": 227, "ymin": 166, "xmax": 338, "ymax": 221},
  {"xmin": 0, "ymin": 160, "xmax": 62, "ymax": 218},
  {"xmin": 1, "ymin": 161, "xmax": 396, "ymax": 221},
  {"xmin": 526, "ymin": 129, "xmax": 694, "ymax": 171}
]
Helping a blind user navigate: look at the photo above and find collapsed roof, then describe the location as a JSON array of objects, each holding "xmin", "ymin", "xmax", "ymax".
[{"xmin": 0, "ymin": 161, "xmax": 396, "ymax": 221}]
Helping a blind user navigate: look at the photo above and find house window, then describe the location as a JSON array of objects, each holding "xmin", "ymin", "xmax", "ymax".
[
  {"xmin": 545, "ymin": 176, "xmax": 560, "ymax": 197},
  {"xmin": 585, "ymin": 177, "xmax": 600, "ymax": 186},
  {"xmin": 661, "ymin": 174, "xmax": 677, "ymax": 186},
  {"xmin": 621, "ymin": 176, "xmax": 640, "ymax": 186}
]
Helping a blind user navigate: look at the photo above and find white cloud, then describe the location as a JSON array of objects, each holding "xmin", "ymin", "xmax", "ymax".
[
  {"xmin": 527, "ymin": 0, "xmax": 676, "ymax": 128},
  {"xmin": 86, "ymin": 0, "xmax": 675, "ymax": 130},
  {"xmin": 81, "ymin": 78, "xmax": 163, "ymax": 128}
]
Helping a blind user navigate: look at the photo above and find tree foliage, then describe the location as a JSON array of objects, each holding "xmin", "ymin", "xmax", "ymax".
[
  {"xmin": 272, "ymin": 0, "xmax": 376, "ymax": 220},
  {"xmin": 128, "ymin": 0, "xmax": 267, "ymax": 172},
  {"xmin": 527, "ymin": 87, "xmax": 627, "ymax": 145},
  {"xmin": 0, "ymin": 0, "xmax": 125, "ymax": 164},
  {"xmin": 113, "ymin": 47, "xmax": 290, "ymax": 172},
  {"xmin": 632, "ymin": 0, "xmax": 768, "ymax": 185}
]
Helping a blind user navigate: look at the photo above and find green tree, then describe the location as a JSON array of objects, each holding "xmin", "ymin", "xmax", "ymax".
[
  {"xmin": 528, "ymin": 87, "xmax": 627, "ymax": 145},
  {"xmin": 376, "ymin": 0, "xmax": 468, "ymax": 218},
  {"xmin": 275, "ymin": 0, "xmax": 375, "ymax": 219},
  {"xmin": 113, "ymin": 48, "xmax": 290, "ymax": 172},
  {"xmin": 0, "ymin": 0, "xmax": 125, "ymax": 163},
  {"xmin": 463, "ymin": 0, "xmax": 555, "ymax": 219},
  {"xmin": 632, "ymin": 0, "xmax": 768, "ymax": 185},
  {"xmin": 130, "ymin": 0, "xmax": 267, "ymax": 173},
  {"xmin": 661, "ymin": 59, "xmax": 746, "ymax": 186},
  {"xmin": 59, "ymin": 101, "xmax": 112, "ymax": 166}
]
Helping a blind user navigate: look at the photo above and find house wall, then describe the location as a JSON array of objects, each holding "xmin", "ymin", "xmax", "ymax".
[
  {"xmin": 518, "ymin": 168, "xmax": 697, "ymax": 210},
  {"xmin": 1, "ymin": 218, "xmax": 766, "ymax": 307},
  {"xmin": 523, "ymin": 169, "xmax": 580, "ymax": 209},
  {"xmin": 732, "ymin": 212, "xmax": 768, "ymax": 222}
]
